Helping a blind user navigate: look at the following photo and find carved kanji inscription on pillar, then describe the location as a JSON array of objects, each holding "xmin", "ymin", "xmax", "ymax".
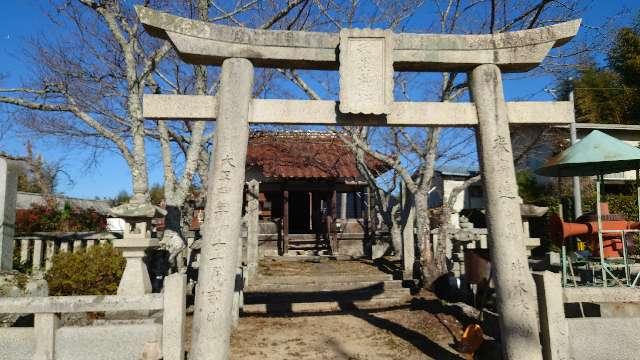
[{"xmin": 339, "ymin": 29, "xmax": 393, "ymax": 115}]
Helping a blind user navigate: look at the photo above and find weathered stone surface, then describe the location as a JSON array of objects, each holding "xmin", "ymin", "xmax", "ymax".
[
  {"xmin": 520, "ymin": 203, "xmax": 549, "ymax": 218},
  {"xmin": 33, "ymin": 313, "xmax": 58, "ymax": 360},
  {"xmin": 568, "ymin": 317, "xmax": 640, "ymax": 360},
  {"xmin": 143, "ymin": 95, "xmax": 575, "ymax": 127},
  {"xmin": 109, "ymin": 200, "xmax": 166, "ymax": 219},
  {"xmin": 136, "ymin": 6, "xmax": 580, "ymax": 72},
  {"xmin": 0, "ymin": 272, "xmax": 48, "ymax": 327},
  {"xmin": 190, "ymin": 58, "xmax": 253, "ymax": 360},
  {"xmin": 245, "ymin": 180, "xmax": 260, "ymax": 279},
  {"xmin": 0, "ymin": 328, "xmax": 34, "ymax": 359},
  {"xmin": 563, "ymin": 286, "xmax": 640, "ymax": 304},
  {"xmin": 54, "ymin": 323, "xmax": 162, "ymax": 360},
  {"xmin": 0, "ymin": 293, "xmax": 163, "ymax": 314},
  {"xmin": 471, "ymin": 64, "xmax": 542, "ymax": 360},
  {"xmin": 118, "ymin": 255, "xmax": 153, "ymax": 296},
  {"xmin": 162, "ymin": 273, "xmax": 186, "ymax": 360},
  {"xmin": 532, "ymin": 271, "xmax": 571, "ymax": 360},
  {"xmin": 0, "ymin": 158, "xmax": 18, "ymax": 271},
  {"xmin": 142, "ymin": 341, "xmax": 162, "ymax": 360},
  {"xmin": 339, "ymin": 29, "xmax": 393, "ymax": 115}
]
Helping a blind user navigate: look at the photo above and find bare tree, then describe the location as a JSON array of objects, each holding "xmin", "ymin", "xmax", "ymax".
[
  {"xmin": 279, "ymin": 0, "xmax": 583, "ymax": 287},
  {"xmin": 0, "ymin": 1, "xmax": 585, "ymax": 284},
  {"xmin": 0, "ymin": 0, "xmax": 317, "ymax": 269}
]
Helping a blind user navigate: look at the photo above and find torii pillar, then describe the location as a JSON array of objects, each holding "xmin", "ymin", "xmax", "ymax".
[
  {"xmin": 471, "ymin": 64, "xmax": 541, "ymax": 359},
  {"xmin": 190, "ymin": 58, "xmax": 253, "ymax": 359}
]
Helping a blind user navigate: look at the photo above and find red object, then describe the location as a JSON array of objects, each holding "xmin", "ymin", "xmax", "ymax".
[
  {"xmin": 246, "ymin": 132, "xmax": 389, "ymax": 179},
  {"xmin": 549, "ymin": 203, "xmax": 640, "ymax": 258}
]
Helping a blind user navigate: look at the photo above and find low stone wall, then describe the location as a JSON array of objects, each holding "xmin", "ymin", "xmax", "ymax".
[
  {"xmin": 14, "ymin": 232, "xmax": 120, "ymax": 273},
  {"xmin": 0, "ymin": 273, "xmax": 186, "ymax": 360},
  {"xmin": 534, "ymin": 271, "xmax": 640, "ymax": 360}
]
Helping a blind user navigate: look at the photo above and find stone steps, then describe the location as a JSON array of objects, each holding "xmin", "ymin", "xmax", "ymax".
[
  {"xmin": 287, "ymin": 238, "xmax": 330, "ymax": 250},
  {"xmin": 254, "ymin": 274, "xmax": 393, "ymax": 284},
  {"xmin": 243, "ymin": 273, "xmax": 410, "ymax": 314},
  {"xmin": 245, "ymin": 288, "xmax": 410, "ymax": 304},
  {"xmin": 246, "ymin": 279, "xmax": 404, "ymax": 293},
  {"xmin": 287, "ymin": 234, "xmax": 322, "ymax": 240},
  {"xmin": 242, "ymin": 297, "xmax": 411, "ymax": 314}
]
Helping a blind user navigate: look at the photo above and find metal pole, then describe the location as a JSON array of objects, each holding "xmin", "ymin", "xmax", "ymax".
[
  {"xmin": 622, "ymin": 230, "xmax": 630, "ymax": 285},
  {"xmin": 636, "ymin": 168, "xmax": 639, "ymax": 222},
  {"xmin": 561, "ymin": 245, "xmax": 567, "ymax": 287},
  {"xmin": 596, "ymin": 176, "xmax": 606, "ymax": 287},
  {"xmin": 569, "ymin": 93, "xmax": 582, "ymax": 219}
]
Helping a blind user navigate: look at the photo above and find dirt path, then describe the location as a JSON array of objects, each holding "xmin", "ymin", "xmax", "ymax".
[{"xmin": 229, "ymin": 294, "xmax": 467, "ymax": 360}]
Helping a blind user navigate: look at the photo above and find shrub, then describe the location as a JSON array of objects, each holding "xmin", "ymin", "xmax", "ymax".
[
  {"xmin": 45, "ymin": 244, "xmax": 125, "ymax": 296},
  {"xmin": 583, "ymin": 193, "xmax": 639, "ymax": 221},
  {"xmin": 16, "ymin": 202, "xmax": 106, "ymax": 235}
]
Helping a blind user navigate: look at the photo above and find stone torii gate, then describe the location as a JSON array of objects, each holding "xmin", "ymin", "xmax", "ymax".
[{"xmin": 136, "ymin": 6, "xmax": 579, "ymax": 360}]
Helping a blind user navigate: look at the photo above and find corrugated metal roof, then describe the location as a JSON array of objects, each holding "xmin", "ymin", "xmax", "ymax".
[
  {"xmin": 247, "ymin": 132, "xmax": 388, "ymax": 180},
  {"xmin": 436, "ymin": 166, "xmax": 479, "ymax": 177},
  {"xmin": 16, "ymin": 192, "xmax": 112, "ymax": 214}
]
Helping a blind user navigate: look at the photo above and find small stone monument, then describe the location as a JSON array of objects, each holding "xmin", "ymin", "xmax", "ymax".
[
  {"xmin": 0, "ymin": 157, "xmax": 18, "ymax": 271},
  {"xmin": 110, "ymin": 194, "xmax": 166, "ymax": 296}
]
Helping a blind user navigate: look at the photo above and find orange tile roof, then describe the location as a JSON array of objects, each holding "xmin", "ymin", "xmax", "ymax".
[{"xmin": 247, "ymin": 132, "xmax": 388, "ymax": 180}]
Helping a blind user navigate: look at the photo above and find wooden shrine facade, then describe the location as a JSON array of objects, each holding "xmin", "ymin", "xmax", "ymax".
[{"xmin": 245, "ymin": 132, "xmax": 386, "ymax": 257}]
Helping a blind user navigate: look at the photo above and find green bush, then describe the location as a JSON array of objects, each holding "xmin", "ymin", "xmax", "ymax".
[
  {"xmin": 583, "ymin": 193, "xmax": 639, "ymax": 221},
  {"xmin": 45, "ymin": 244, "xmax": 125, "ymax": 296}
]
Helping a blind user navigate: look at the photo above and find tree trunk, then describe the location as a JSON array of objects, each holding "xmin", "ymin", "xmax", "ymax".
[{"xmin": 163, "ymin": 204, "xmax": 186, "ymax": 269}]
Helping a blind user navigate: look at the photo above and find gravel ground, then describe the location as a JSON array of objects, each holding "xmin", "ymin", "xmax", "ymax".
[{"xmin": 228, "ymin": 293, "xmax": 466, "ymax": 360}]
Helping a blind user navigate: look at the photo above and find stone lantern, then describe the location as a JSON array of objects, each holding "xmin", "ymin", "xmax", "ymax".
[{"xmin": 110, "ymin": 194, "xmax": 166, "ymax": 296}]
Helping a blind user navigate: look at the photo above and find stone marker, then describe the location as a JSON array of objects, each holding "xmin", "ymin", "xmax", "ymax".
[
  {"xmin": 190, "ymin": 58, "xmax": 254, "ymax": 360},
  {"xmin": 339, "ymin": 29, "xmax": 393, "ymax": 115},
  {"xmin": 245, "ymin": 179, "xmax": 260, "ymax": 279},
  {"xmin": 110, "ymin": 197, "xmax": 165, "ymax": 297},
  {"xmin": 0, "ymin": 157, "xmax": 18, "ymax": 271},
  {"xmin": 471, "ymin": 64, "xmax": 541, "ymax": 360}
]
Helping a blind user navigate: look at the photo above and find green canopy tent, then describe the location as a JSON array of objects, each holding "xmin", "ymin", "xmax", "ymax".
[
  {"xmin": 536, "ymin": 130, "xmax": 640, "ymax": 287},
  {"xmin": 536, "ymin": 130, "xmax": 640, "ymax": 177}
]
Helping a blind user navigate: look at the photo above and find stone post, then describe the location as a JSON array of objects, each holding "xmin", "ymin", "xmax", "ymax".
[
  {"xmin": 32, "ymin": 239, "xmax": 43, "ymax": 273},
  {"xmin": 163, "ymin": 273, "xmax": 187, "ymax": 360},
  {"xmin": 340, "ymin": 192, "xmax": 348, "ymax": 220},
  {"xmin": 33, "ymin": 313, "xmax": 59, "ymax": 360},
  {"xmin": 0, "ymin": 158, "xmax": 18, "ymax": 271},
  {"xmin": 532, "ymin": 271, "xmax": 570, "ymax": 360},
  {"xmin": 470, "ymin": 64, "xmax": 542, "ymax": 360},
  {"xmin": 245, "ymin": 179, "xmax": 260, "ymax": 279},
  {"xmin": 401, "ymin": 183, "xmax": 415, "ymax": 280},
  {"xmin": 190, "ymin": 58, "xmax": 253, "ymax": 360},
  {"xmin": 20, "ymin": 239, "xmax": 30, "ymax": 266}
]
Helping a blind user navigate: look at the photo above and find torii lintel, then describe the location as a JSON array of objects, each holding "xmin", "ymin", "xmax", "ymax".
[{"xmin": 136, "ymin": 5, "xmax": 580, "ymax": 73}]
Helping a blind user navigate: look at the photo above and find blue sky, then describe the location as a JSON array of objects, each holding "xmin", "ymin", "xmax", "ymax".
[{"xmin": 1, "ymin": 0, "xmax": 639, "ymax": 199}]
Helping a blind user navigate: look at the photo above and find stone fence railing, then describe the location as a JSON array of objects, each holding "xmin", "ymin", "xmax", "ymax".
[
  {"xmin": 13, "ymin": 232, "xmax": 121, "ymax": 273},
  {"xmin": 534, "ymin": 271, "xmax": 640, "ymax": 360},
  {"xmin": 0, "ymin": 273, "xmax": 185, "ymax": 360}
]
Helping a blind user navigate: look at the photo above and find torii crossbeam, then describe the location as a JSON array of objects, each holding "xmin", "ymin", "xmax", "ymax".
[{"xmin": 136, "ymin": 6, "xmax": 580, "ymax": 360}]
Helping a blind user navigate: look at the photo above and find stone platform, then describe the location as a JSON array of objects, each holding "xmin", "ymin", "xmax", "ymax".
[{"xmin": 242, "ymin": 259, "xmax": 411, "ymax": 314}]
